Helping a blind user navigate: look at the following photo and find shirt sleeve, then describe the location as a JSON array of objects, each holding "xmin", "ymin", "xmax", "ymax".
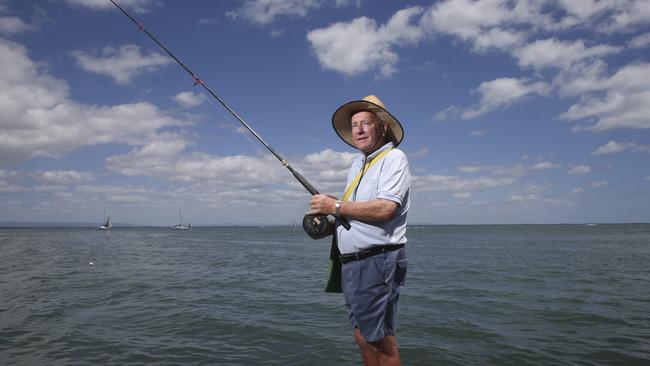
[{"xmin": 376, "ymin": 150, "xmax": 411, "ymax": 206}]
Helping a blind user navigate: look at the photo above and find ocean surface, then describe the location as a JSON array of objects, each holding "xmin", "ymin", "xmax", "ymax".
[{"xmin": 1, "ymin": 224, "xmax": 649, "ymax": 365}]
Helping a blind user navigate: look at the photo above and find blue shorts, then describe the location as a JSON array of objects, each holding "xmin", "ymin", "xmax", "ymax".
[{"xmin": 342, "ymin": 247, "xmax": 407, "ymax": 342}]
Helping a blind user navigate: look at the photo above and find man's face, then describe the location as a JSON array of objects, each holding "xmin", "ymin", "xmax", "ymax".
[{"xmin": 351, "ymin": 111, "xmax": 386, "ymax": 155}]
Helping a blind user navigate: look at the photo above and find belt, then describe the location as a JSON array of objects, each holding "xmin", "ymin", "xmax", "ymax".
[{"xmin": 339, "ymin": 244, "xmax": 404, "ymax": 264}]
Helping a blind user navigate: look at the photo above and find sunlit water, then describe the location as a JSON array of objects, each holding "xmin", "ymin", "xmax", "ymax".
[{"xmin": 1, "ymin": 225, "xmax": 649, "ymax": 365}]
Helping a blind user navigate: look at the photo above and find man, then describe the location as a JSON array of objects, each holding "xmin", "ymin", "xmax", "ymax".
[{"xmin": 308, "ymin": 95, "xmax": 411, "ymax": 366}]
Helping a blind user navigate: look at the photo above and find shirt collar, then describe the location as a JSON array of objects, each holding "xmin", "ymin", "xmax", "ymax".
[{"xmin": 365, "ymin": 141, "xmax": 395, "ymax": 160}]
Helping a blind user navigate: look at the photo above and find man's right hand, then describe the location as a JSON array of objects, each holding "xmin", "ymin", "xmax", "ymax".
[{"xmin": 308, "ymin": 194, "xmax": 338, "ymax": 216}]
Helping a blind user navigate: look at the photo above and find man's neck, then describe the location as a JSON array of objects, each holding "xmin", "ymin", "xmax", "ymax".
[
  {"xmin": 363, "ymin": 139, "xmax": 389, "ymax": 157},
  {"xmin": 363, "ymin": 140, "xmax": 393, "ymax": 158}
]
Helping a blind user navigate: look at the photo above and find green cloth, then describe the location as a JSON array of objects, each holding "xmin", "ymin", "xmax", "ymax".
[{"xmin": 324, "ymin": 234, "xmax": 342, "ymax": 293}]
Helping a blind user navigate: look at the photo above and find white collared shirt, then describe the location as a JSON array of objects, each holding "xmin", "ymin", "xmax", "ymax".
[{"xmin": 336, "ymin": 142, "xmax": 411, "ymax": 254}]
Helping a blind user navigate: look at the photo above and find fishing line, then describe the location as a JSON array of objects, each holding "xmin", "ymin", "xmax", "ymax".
[
  {"xmin": 110, "ymin": 0, "xmax": 351, "ymax": 229},
  {"xmin": 158, "ymin": 46, "xmax": 265, "ymax": 156},
  {"xmin": 214, "ymin": 106, "xmax": 267, "ymax": 157}
]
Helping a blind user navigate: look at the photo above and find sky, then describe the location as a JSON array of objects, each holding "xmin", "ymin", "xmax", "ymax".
[{"xmin": 0, "ymin": 0, "xmax": 649, "ymax": 226}]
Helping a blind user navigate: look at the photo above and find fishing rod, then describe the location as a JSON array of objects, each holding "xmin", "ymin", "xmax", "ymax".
[{"xmin": 110, "ymin": 0, "xmax": 351, "ymax": 230}]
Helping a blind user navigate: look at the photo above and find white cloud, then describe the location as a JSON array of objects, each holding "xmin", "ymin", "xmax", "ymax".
[
  {"xmin": 596, "ymin": 0, "xmax": 650, "ymax": 33},
  {"xmin": 335, "ymin": 0, "xmax": 361, "ymax": 7},
  {"xmin": 270, "ymin": 29, "xmax": 286, "ymax": 37},
  {"xmin": 457, "ymin": 163, "xmax": 528, "ymax": 176},
  {"xmin": 71, "ymin": 45, "xmax": 172, "ymax": 85},
  {"xmin": 531, "ymin": 162, "xmax": 559, "ymax": 170},
  {"xmin": 492, "ymin": 164, "xmax": 527, "ymax": 176},
  {"xmin": 173, "ymin": 91, "xmax": 206, "ymax": 108},
  {"xmin": 423, "ymin": 1, "xmax": 647, "ymax": 124},
  {"xmin": 307, "ymin": 7, "xmax": 424, "ymax": 78},
  {"xmin": 435, "ymin": 105, "xmax": 461, "ymax": 121},
  {"xmin": 36, "ymin": 170, "xmax": 94, "ymax": 185},
  {"xmin": 552, "ymin": 59, "xmax": 609, "ymax": 97},
  {"xmin": 304, "ymin": 0, "xmax": 649, "ymax": 80},
  {"xmin": 1, "ymin": 169, "xmax": 93, "ymax": 192},
  {"xmin": 568, "ymin": 165, "xmax": 591, "ymax": 174},
  {"xmin": 561, "ymin": 63, "xmax": 650, "ymax": 131},
  {"xmin": 462, "ymin": 77, "xmax": 550, "ymax": 118},
  {"xmin": 301, "ymin": 149, "xmax": 357, "ymax": 171},
  {"xmin": 421, "ymin": 0, "xmax": 517, "ymax": 48},
  {"xmin": 555, "ymin": 0, "xmax": 612, "ymax": 20},
  {"xmin": 645, "ymin": 176, "xmax": 650, "ymax": 182},
  {"xmin": 628, "ymin": 32, "xmax": 650, "ymax": 48},
  {"xmin": 470, "ymin": 129, "xmax": 486, "ymax": 137},
  {"xmin": 0, "ymin": 38, "xmax": 189, "ymax": 163},
  {"xmin": 472, "ymin": 27, "xmax": 524, "ymax": 52},
  {"xmin": 453, "ymin": 192, "xmax": 472, "ymax": 199},
  {"xmin": 198, "ymin": 17, "xmax": 219, "ymax": 26},
  {"xmin": 571, "ymin": 187, "xmax": 585, "ymax": 194},
  {"xmin": 0, "ymin": 15, "xmax": 31, "ymax": 34},
  {"xmin": 591, "ymin": 180, "xmax": 608, "ymax": 187},
  {"xmin": 108, "ymin": 143, "xmax": 285, "ymax": 187},
  {"xmin": 72, "ymin": 184, "xmax": 159, "ymax": 206},
  {"xmin": 0, "ymin": 181, "xmax": 24, "ymax": 193},
  {"xmin": 458, "ymin": 165, "xmax": 482, "ymax": 173},
  {"xmin": 298, "ymin": 149, "xmax": 358, "ymax": 192},
  {"xmin": 591, "ymin": 140, "xmax": 650, "ymax": 156},
  {"xmin": 533, "ymin": 0, "xmax": 650, "ymax": 33},
  {"xmin": 0, "ymin": 169, "xmax": 25, "ymax": 193},
  {"xmin": 106, "ymin": 143, "xmax": 358, "ymax": 194},
  {"xmin": 227, "ymin": 0, "xmax": 320, "ymax": 25},
  {"xmin": 226, "ymin": 0, "xmax": 362, "ymax": 25},
  {"xmin": 62, "ymin": 0, "xmax": 155, "ymax": 13},
  {"xmin": 409, "ymin": 148, "xmax": 428, "ymax": 158},
  {"xmin": 0, "ymin": 169, "xmax": 16, "ymax": 179},
  {"xmin": 0, "ymin": 1, "xmax": 31, "ymax": 34},
  {"xmin": 514, "ymin": 38, "xmax": 622, "ymax": 71},
  {"xmin": 507, "ymin": 194, "xmax": 540, "ymax": 202},
  {"xmin": 413, "ymin": 174, "xmax": 517, "ymax": 192},
  {"xmin": 591, "ymin": 140, "xmax": 632, "ymax": 155}
]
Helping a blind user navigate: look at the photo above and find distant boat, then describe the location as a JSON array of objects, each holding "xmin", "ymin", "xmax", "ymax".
[
  {"xmin": 171, "ymin": 209, "xmax": 191, "ymax": 230},
  {"xmin": 98, "ymin": 211, "xmax": 112, "ymax": 231},
  {"xmin": 585, "ymin": 223, "xmax": 597, "ymax": 227}
]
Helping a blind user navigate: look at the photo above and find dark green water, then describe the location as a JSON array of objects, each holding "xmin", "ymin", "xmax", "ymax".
[{"xmin": 1, "ymin": 225, "xmax": 649, "ymax": 365}]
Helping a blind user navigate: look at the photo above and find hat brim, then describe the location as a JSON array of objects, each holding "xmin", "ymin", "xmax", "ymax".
[{"xmin": 332, "ymin": 100, "xmax": 404, "ymax": 148}]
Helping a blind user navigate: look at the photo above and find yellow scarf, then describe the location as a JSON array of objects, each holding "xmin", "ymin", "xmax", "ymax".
[{"xmin": 341, "ymin": 148, "xmax": 394, "ymax": 201}]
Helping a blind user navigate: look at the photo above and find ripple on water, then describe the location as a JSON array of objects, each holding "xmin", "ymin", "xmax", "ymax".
[{"xmin": 1, "ymin": 225, "xmax": 649, "ymax": 365}]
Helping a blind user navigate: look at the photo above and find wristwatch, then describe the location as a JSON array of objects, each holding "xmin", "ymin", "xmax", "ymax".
[{"xmin": 335, "ymin": 200, "xmax": 341, "ymax": 217}]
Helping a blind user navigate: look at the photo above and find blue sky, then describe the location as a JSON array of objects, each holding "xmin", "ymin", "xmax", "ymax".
[{"xmin": 1, "ymin": 0, "xmax": 649, "ymax": 225}]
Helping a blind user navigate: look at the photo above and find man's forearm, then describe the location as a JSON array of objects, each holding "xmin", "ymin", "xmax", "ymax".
[{"xmin": 339, "ymin": 199, "xmax": 398, "ymax": 222}]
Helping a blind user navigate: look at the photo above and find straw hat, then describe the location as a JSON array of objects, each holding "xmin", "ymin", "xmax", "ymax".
[{"xmin": 332, "ymin": 95, "xmax": 404, "ymax": 148}]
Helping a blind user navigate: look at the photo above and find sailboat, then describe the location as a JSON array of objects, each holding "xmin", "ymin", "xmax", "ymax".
[
  {"xmin": 98, "ymin": 211, "xmax": 112, "ymax": 231},
  {"xmin": 170, "ymin": 209, "xmax": 191, "ymax": 230}
]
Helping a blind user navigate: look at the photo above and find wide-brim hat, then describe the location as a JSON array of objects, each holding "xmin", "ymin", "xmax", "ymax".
[{"xmin": 332, "ymin": 95, "xmax": 404, "ymax": 148}]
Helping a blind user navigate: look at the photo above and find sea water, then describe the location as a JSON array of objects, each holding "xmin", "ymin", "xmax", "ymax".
[{"xmin": 1, "ymin": 225, "xmax": 649, "ymax": 365}]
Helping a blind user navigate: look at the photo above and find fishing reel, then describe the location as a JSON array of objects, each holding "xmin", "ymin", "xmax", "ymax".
[{"xmin": 303, "ymin": 214, "xmax": 335, "ymax": 240}]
